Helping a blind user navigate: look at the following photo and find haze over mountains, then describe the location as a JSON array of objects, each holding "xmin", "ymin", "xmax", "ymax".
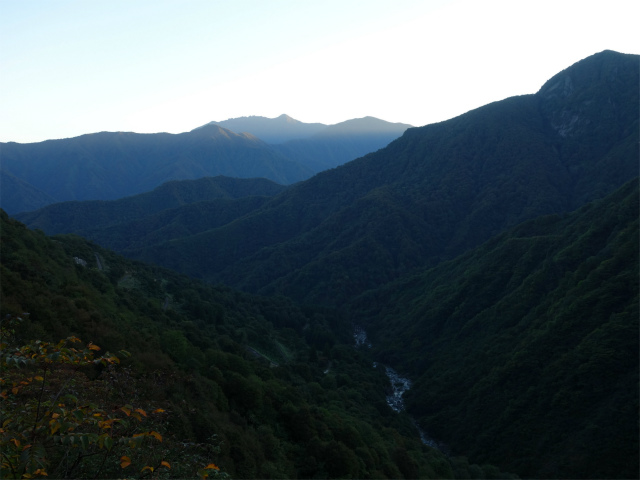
[
  {"xmin": 3, "ymin": 50, "xmax": 638, "ymax": 478},
  {"xmin": 198, "ymin": 114, "xmax": 327, "ymax": 143},
  {"xmin": 1, "ymin": 116, "xmax": 410, "ymax": 215},
  {"xmin": 201, "ymin": 114, "xmax": 414, "ymax": 172},
  {"xmin": 272, "ymin": 116, "xmax": 414, "ymax": 173}
]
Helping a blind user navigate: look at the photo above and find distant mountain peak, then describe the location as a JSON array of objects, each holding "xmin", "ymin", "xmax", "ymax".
[
  {"xmin": 189, "ymin": 123, "xmax": 265, "ymax": 143},
  {"xmin": 193, "ymin": 114, "xmax": 414, "ymax": 145},
  {"xmin": 538, "ymin": 49, "xmax": 635, "ymax": 99},
  {"xmin": 276, "ymin": 114, "xmax": 299, "ymax": 123},
  {"xmin": 189, "ymin": 123, "xmax": 235, "ymax": 140},
  {"xmin": 196, "ymin": 115, "xmax": 327, "ymax": 144},
  {"xmin": 314, "ymin": 116, "xmax": 413, "ymax": 137},
  {"xmin": 537, "ymin": 49, "xmax": 638, "ymax": 139}
]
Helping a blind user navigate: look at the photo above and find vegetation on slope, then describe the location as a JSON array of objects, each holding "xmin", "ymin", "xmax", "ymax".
[
  {"xmin": 1, "ymin": 210, "xmax": 513, "ymax": 478},
  {"xmin": 351, "ymin": 178, "xmax": 639, "ymax": 478},
  {"xmin": 26, "ymin": 51, "xmax": 636, "ymax": 309},
  {"xmin": 4, "ymin": 50, "xmax": 637, "ymax": 480},
  {"xmin": 16, "ymin": 176, "xmax": 286, "ymax": 243}
]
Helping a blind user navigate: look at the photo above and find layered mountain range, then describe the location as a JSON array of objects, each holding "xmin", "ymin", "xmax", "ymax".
[
  {"xmin": 203, "ymin": 114, "xmax": 414, "ymax": 172},
  {"xmin": 4, "ymin": 50, "xmax": 639, "ymax": 478},
  {"xmin": 1, "ymin": 116, "xmax": 410, "ymax": 215},
  {"xmin": 197, "ymin": 113, "xmax": 327, "ymax": 143},
  {"xmin": 23, "ymin": 51, "xmax": 636, "ymax": 303},
  {"xmin": 15, "ymin": 176, "xmax": 286, "ymax": 236}
]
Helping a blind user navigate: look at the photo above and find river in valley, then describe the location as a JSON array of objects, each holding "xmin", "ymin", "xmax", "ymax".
[{"xmin": 354, "ymin": 326, "xmax": 446, "ymax": 452}]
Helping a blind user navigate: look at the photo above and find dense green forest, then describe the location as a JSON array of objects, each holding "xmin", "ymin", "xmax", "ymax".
[
  {"xmin": 1, "ymin": 210, "xmax": 513, "ymax": 479},
  {"xmin": 351, "ymin": 178, "xmax": 639, "ymax": 478}
]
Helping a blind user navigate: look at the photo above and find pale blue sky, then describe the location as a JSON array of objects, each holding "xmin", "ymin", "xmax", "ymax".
[{"xmin": 1, "ymin": 0, "xmax": 637, "ymax": 143}]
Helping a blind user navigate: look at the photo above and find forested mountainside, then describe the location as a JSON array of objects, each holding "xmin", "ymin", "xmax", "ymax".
[
  {"xmin": 1, "ymin": 210, "xmax": 515, "ymax": 479},
  {"xmin": 4, "ymin": 50, "xmax": 637, "ymax": 479},
  {"xmin": 15, "ymin": 176, "xmax": 287, "ymax": 236},
  {"xmin": 60, "ymin": 50, "xmax": 636, "ymax": 306},
  {"xmin": 351, "ymin": 178, "xmax": 639, "ymax": 478},
  {"xmin": 0, "ymin": 126, "xmax": 310, "ymax": 214}
]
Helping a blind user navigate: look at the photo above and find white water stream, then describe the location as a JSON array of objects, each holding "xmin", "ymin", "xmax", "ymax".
[{"xmin": 355, "ymin": 326, "xmax": 445, "ymax": 451}]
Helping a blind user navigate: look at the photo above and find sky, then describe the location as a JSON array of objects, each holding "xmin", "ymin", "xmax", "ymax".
[{"xmin": 1, "ymin": 0, "xmax": 638, "ymax": 143}]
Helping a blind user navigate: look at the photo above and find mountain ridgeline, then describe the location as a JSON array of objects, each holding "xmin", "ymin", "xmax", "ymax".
[
  {"xmin": 0, "ymin": 126, "xmax": 310, "ymax": 214},
  {"xmin": 4, "ymin": 50, "xmax": 638, "ymax": 478},
  {"xmin": 202, "ymin": 114, "xmax": 414, "ymax": 173},
  {"xmin": 1, "ymin": 116, "xmax": 410, "ymax": 215},
  {"xmin": 197, "ymin": 114, "xmax": 327, "ymax": 144},
  {"xmin": 32, "ymin": 50, "xmax": 636, "ymax": 307}
]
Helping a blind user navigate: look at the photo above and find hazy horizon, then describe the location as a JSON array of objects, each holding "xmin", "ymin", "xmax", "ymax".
[{"xmin": 1, "ymin": 0, "xmax": 637, "ymax": 143}]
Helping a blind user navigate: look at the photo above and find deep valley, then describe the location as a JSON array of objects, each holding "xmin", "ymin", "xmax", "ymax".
[{"xmin": 1, "ymin": 50, "xmax": 638, "ymax": 479}]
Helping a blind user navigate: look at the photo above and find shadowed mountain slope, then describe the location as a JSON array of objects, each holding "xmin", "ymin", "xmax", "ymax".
[
  {"xmin": 1, "ymin": 125, "xmax": 310, "ymax": 214},
  {"xmin": 15, "ymin": 176, "xmax": 286, "ymax": 236},
  {"xmin": 117, "ymin": 50, "xmax": 638, "ymax": 304},
  {"xmin": 351, "ymin": 177, "xmax": 639, "ymax": 478},
  {"xmin": 0, "ymin": 170, "xmax": 57, "ymax": 214}
]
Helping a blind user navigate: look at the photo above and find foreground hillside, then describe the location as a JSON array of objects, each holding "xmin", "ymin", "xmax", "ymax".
[
  {"xmin": 352, "ymin": 178, "xmax": 639, "ymax": 478},
  {"xmin": 1, "ymin": 210, "xmax": 511, "ymax": 479}
]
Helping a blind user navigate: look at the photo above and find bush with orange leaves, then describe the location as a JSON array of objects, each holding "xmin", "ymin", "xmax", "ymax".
[{"xmin": 0, "ymin": 314, "xmax": 224, "ymax": 479}]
